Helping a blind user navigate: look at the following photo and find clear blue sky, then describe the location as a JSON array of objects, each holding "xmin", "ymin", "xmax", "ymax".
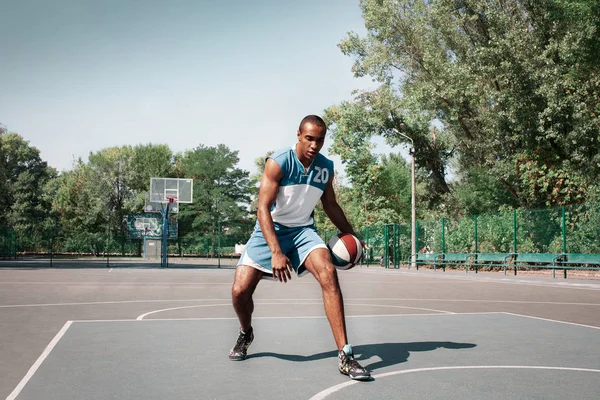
[{"xmin": 1, "ymin": 0, "xmax": 396, "ymax": 175}]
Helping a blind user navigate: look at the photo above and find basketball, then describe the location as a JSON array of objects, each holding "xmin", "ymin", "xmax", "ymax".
[{"xmin": 327, "ymin": 233, "xmax": 363, "ymax": 270}]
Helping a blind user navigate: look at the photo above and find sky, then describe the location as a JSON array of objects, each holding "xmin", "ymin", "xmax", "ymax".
[{"xmin": 1, "ymin": 0, "xmax": 399, "ymax": 177}]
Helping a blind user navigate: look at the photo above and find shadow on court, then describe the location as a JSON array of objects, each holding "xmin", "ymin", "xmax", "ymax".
[
  {"xmin": 248, "ymin": 341, "xmax": 477, "ymax": 372},
  {"xmin": 3, "ymin": 268, "xmax": 599, "ymax": 400}
]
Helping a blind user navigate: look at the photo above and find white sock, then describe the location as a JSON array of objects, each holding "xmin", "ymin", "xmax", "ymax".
[{"xmin": 342, "ymin": 344, "xmax": 353, "ymax": 355}]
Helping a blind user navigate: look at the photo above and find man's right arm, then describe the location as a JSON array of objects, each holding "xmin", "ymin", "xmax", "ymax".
[{"xmin": 257, "ymin": 158, "xmax": 292, "ymax": 282}]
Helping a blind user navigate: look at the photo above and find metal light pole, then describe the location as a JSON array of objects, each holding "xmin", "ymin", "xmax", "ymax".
[
  {"xmin": 217, "ymin": 214, "xmax": 221, "ymax": 269},
  {"xmin": 215, "ymin": 187, "xmax": 221, "ymax": 269},
  {"xmin": 161, "ymin": 200, "xmax": 172, "ymax": 268},
  {"xmin": 392, "ymin": 127, "xmax": 416, "ymax": 269}
]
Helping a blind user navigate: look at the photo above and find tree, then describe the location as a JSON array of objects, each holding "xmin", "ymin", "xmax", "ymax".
[
  {"xmin": 338, "ymin": 0, "xmax": 600, "ymax": 210},
  {"xmin": 248, "ymin": 151, "xmax": 274, "ymax": 215},
  {"xmin": 379, "ymin": 153, "xmax": 413, "ymax": 221},
  {"xmin": 53, "ymin": 160, "xmax": 108, "ymax": 253},
  {"xmin": 446, "ymin": 166, "xmax": 519, "ymax": 216},
  {"xmin": 0, "ymin": 124, "xmax": 8, "ymax": 228},
  {"xmin": 324, "ymin": 85, "xmax": 452, "ymax": 226},
  {"xmin": 130, "ymin": 143, "xmax": 177, "ymax": 192},
  {"xmin": 325, "ymin": 85, "xmax": 453, "ymax": 210},
  {"xmin": 53, "ymin": 145, "xmax": 148, "ymax": 244},
  {"xmin": 87, "ymin": 146, "xmax": 136, "ymax": 236},
  {"xmin": 178, "ymin": 144, "xmax": 253, "ymax": 253},
  {"xmin": 127, "ymin": 143, "xmax": 178, "ymax": 217},
  {"xmin": 0, "ymin": 133, "xmax": 57, "ymax": 237}
]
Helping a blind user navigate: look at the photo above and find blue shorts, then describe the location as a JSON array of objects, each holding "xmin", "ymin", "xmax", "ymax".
[{"xmin": 237, "ymin": 223, "xmax": 327, "ymax": 277}]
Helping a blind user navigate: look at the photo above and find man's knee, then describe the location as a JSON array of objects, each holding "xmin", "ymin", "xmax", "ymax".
[
  {"xmin": 232, "ymin": 265, "xmax": 262, "ymax": 300},
  {"xmin": 231, "ymin": 281, "xmax": 249, "ymax": 300},
  {"xmin": 306, "ymin": 252, "xmax": 339, "ymax": 289},
  {"xmin": 317, "ymin": 264, "xmax": 340, "ymax": 291}
]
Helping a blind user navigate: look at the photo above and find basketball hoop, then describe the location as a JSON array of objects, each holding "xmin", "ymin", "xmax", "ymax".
[{"xmin": 166, "ymin": 196, "xmax": 177, "ymax": 204}]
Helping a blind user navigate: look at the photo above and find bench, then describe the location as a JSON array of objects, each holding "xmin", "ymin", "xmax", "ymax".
[
  {"xmin": 408, "ymin": 251, "xmax": 600, "ymax": 278},
  {"xmin": 513, "ymin": 253, "xmax": 565, "ymax": 277},
  {"xmin": 410, "ymin": 253, "xmax": 443, "ymax": 270},
  {"xmin": 474, "ymin": 253, "xmax": 515, "ymax": 274},
  {"xmin": 557, "ymin": 253, "xmax": 600, "ymax": 278},
  {"xmin": 439, "ymin": 253, "xmax": 475, "ymax": 272}
]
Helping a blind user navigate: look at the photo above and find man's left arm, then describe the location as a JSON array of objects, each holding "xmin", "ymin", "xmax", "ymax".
[{"xmin": 321, "ymin": 177, "xmax": 357, "ymax": 236}]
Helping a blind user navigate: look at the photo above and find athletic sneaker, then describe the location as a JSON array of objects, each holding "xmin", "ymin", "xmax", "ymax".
[
  {"xmin": 228, "ymin": 327, "xmax": 254, "ymax": 361},
  {"xmin": 338, "ymin": 344, "xmax": 371, "ymax": 380}
]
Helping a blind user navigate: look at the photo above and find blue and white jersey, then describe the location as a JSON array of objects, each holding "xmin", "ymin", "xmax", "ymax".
[{"xmin": 267, "ymin": 145, "xmax": 334, "ymax": 227}]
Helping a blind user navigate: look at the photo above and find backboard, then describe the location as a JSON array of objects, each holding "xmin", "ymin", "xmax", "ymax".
[
  {"xmin": 144, "ymin": 193, "xmax": 180, "ymax": 214},
  {"xmin": 126, "ymin": 214, "xmax": 178, "ymax": 239},
  {"xmin": 150, "ymin": 178, "xmax": 193, "ymax": 204}
]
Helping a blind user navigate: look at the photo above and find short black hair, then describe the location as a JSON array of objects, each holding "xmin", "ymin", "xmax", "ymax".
[{"xmin": 299, "ymin": 115, "xmax": 327, "ymax": 134}]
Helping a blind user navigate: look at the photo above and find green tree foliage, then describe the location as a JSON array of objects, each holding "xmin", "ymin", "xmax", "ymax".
[
  {"xmin": 448, "ymin": 167, "xmax": 518, "ymax": 216},
  {"xmin": 178, "ymin": 144, "xmax": 253, "ymax": 252},
  {"xmin": 313, "ymin": 173, "xmax": 352, "ymax": 234},
  {"xmin": 87, "ymin": 146, "xmax": 137, "ymax": 236},
  {"xmin": 130, "ymin": 143, "xmax": 177, "ymax": 192},
  {"xmin": 52, "ymin": 145, "xmax": 173, "ymax": 245},
  {"xmin": 0, "ymin": 124, "xmax": 8, "ymax": 228},
  {"xmin": 379, "ymin": 153, "xmax": 412, "ymax": 221},
  {"xmin": 564, "ymin": 202, "xmax": 600, "ymax": 253},
  {"xmin": 324, "ymin": 99, "xmax": 402, "ymax": 226},
  {"xmin": 248, "ymin": 151, "xmax": 274, "ymax": 215},
  {"xmin": 53, "ymin": 161, "xmax": 108, "ymax": 252},
  {"xmin": 127, "ymin": 143, "xmax": 178, "ymax": 218},
  {"xmin": 338, "ymin": 0, "xmax": 600, "ymax": 211},
  {"xmin": 325, "ymin": 85, "xmax": 453, "ymax": 210},
  {"xmin": 0, "ymin": 133, "xmax": 57, "ymax": 237}
]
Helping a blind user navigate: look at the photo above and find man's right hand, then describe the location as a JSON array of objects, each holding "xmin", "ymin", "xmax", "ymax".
[{"xmin": 271, "ymin": 252, "xmax": 293, "ymax": 283}]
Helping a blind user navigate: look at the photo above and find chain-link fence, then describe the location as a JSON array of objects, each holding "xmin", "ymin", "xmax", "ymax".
[
  {"xmin": 2, "ymin": 202, "xmax": 599, "ymax": 268},
  {"xmin": 0, "ymin": 229, "xmax": 17, "ymax": 259},
  {"xmin": 321, "ymin": 223, "xmax": 409, "ymax": 268},
  {"xmin": 0, "ymin": 225, "xmax": 248, "ymax": 268},
  {"xmin": 416, "ymin": 203, "xmax": 600, "ymax": 256}
]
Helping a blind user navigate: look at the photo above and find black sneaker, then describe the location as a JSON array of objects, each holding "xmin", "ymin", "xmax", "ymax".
[
  {"xmin": 228, "ymin": 327, "xmax": 254, "ymax": 361},
  {"xmin": 338, "ymin": 344, "xmax": 371, "ymax": 380}
]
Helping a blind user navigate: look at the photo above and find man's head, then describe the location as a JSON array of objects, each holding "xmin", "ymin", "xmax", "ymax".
[{"xmin": 296, "ymin": 115, "xmax": 327, "ymax": 164}]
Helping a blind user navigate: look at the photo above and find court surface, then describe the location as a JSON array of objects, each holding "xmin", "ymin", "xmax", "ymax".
[{"xmin": 1, "ymin": 261, "xmax": 599, "ymax": 399}]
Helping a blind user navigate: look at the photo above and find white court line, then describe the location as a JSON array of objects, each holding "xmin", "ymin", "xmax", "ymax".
[
  {"xmin": 6, "ymin": 321, "xmax": 73, "ymax": 400},
  {"xmin": 347, "ymin": 303, "xmax": 453, "ymax": 314},
  {"xmin": 309, "ymin": 365, "xmax": 600, "ymax": 400},
  {"xmin": 70, "ymin": 312, "xmax": 503, "ymax": 323},
  {"xmin": 0, "ymin": 279, "xmax": 445, "ymax": 286},
  {"xmin": 501, "ymin": 312, "xmax": 600, "ymax": 330},
  {"xmin": 8, "ymin": 314, "xmax": 597, "ymax": 399},
  {"xmin": 353, "ymin": 269, "xmax": 600, "ymax": 290},
  {"xmin": 137, "ymin": 303, "xmax": 233, "ymax": 319},
  {"xmin": 1, "ymin": 297, "xmax": 599, "ymax": 309},
  {"xmin": 136, "ymin": 302, "xmax": 454, "ymax": 320},
  {"xmin": 0, "ymin": 281, "xmax": 234, "ymax": 286},
  {"xmin": 0, "ymin": 298, "xmax": 230, "ymax": 308},
  {"xmin": 1, "ymin": 272, "xmax": 599, "ymax": 290}
]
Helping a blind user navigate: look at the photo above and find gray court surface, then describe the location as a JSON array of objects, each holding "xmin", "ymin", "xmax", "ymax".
[
  {"xmin": 1, "ymin": 264, "xmax": 599, "ymax": 399},
  {"xmin": 10, "ymin": 314, "xmax": 600, "ymax": 400}
]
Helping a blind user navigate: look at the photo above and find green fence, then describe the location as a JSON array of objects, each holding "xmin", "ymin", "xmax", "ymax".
[
  {"xmin": 0, "ymin": 225, "xmax": 248, "ymax": 267},
  {"xmin": 321, "ymin": 223, "xmax": 409, "ymax": 269},
  {"xmin": 174, "ymin": 234, "xmax": 247, "ymax": 258},
  {"xmin": 320, "ymin": 203, "xmax": 600, "ymax": 269},
  {"xmin": 416, "ymin": 203, "xmax": 600, "ymax": 256},
  {"xmin": 0, "ymin": 229, "xmax": 17, "ymax": 259},
  {"xmin": 2, "ymin": 202, "xmax": 599, "ymax": 268}
]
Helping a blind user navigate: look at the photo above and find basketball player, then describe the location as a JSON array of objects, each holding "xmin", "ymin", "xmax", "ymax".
[{"xmin": 229, "ymin": 115, "xmax": 371, "ymax": 380}]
